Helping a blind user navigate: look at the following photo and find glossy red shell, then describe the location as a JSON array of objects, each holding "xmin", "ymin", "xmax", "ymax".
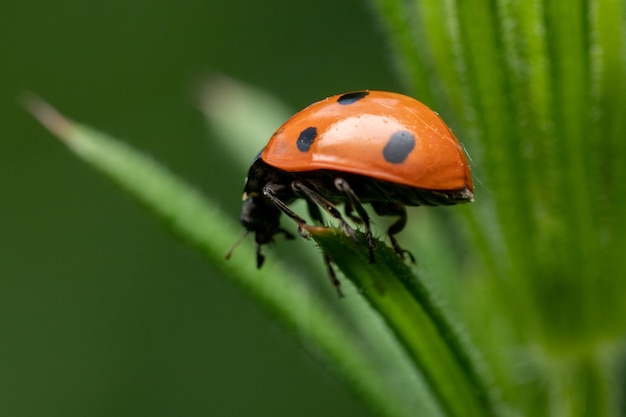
[{"xmin": 261, "ymin": 91, "xmax": 473, "ymax": 192}]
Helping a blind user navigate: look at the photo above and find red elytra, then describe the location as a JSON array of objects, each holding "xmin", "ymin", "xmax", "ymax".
[
  {"xmin": 263, "ymin": 90, "xmax": 471, "ymax": 191},
  {"xmin": 228, "ymin": 90, "xmax": 473, "ymax": 296}
]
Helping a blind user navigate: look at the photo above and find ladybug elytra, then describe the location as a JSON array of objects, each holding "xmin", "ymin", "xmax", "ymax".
[{"xmin": 228, "ymin": 90, "xmax": 473, "ymax": 296}]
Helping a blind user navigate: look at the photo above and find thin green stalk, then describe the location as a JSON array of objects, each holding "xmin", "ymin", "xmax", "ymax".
[{"xmin": 313, "ymin": 228, "xmax": 499, "ymax": 417}]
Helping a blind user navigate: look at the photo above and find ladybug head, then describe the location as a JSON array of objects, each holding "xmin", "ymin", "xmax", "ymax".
[
  {"xmin": 227, "ymin": 156, "xmax": 296, "ymax": 268},
  {"xmin": 229, "ymin": 191, "xmax": 291, "ymax": 269}
]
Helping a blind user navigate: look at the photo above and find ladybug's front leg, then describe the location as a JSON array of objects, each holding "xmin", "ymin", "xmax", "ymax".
[
  {"xmin": 262, "ymin": 184, "xmax": 310, "ymax": 238},
  {"xmin": 290, "ymin": 181, "xmax": 358, "ymax": 244},
  {"xmin": 264, "ymin": 181, "xmax": 347, "ymax": 297}
]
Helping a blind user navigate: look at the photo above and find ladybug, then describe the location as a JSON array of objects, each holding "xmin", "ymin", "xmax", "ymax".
[{"xmin": 228, "ymin": 90, "xmax": 473, "ymax": 296}]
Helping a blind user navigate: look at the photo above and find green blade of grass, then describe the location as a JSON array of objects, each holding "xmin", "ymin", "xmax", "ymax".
[
  {"xmin": 25, "ymin": 96, "xmax": 444, "ymax": 417},
  {"xmin": 312, "ymin": 227, "xmax": 499, "ymax": 417}
]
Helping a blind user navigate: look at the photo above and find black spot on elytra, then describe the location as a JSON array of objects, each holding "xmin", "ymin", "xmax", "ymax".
[
  {"xmin": 383, "ymin": 131, "xmax": 416, "ymax": 164},
  {"xmin": 296, "ymin": 127, "xmax": 317, "ymax": 152},
  {"xmin": 337, "ymin": 91, "xmax": 369, "ymax": 105}
]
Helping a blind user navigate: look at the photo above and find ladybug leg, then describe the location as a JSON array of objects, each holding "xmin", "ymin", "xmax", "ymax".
[
  {"xmin": 305, "ymin": 199, "xmax": 325, "ymax": 226},
  {"xmin": 255, "ymin": 243, "xmax": 265, "ymax": 269},
  {"xmin": 291, "ymin": 181, "xmax": 358, "ymax": 243},
  {"xmin": 303, "ymin": 194, "xmax": 345, "ymax": 297},
  {"xmin": 333, "ymin": 178, "xmax": 376, "ymax": 263},
  {"xmin": 262, "ymin": 185, "xmax": 311, "ymax": 238},
  {"xmin": 343, "ymin": 200, "xmax": 364, "ymax": 224},
  {"xmin": 252, "ymin": 230, "xmax": 294, "ymax": 268},
  {"xmin": 323, "ymin": 252, "xmax": 345, "ymax": 298},
  {"xmin": 263, "ymin": 184, "xmax": 345, "ymax": 297},
  {"xmin": 371, "ymin": 202, "xmax": 416, "ymax": 263}
]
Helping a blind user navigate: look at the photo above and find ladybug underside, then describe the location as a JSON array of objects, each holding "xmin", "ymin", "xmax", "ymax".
[
  {"xmin": 238, "ymin": 158, "xmax": 472, "ymax": 296},
  {"xmin": 245, "ymin": 158, "xmax": 472, "ymax": 207}
]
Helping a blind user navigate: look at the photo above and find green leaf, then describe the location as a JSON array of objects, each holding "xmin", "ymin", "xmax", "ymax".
[{"xmin": 312, "ymin": 228, "xmax": 498, "ymax": 417}]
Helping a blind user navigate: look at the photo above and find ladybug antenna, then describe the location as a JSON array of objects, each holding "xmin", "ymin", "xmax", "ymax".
[
  {"xmin": 460, "ymin": 142, "xmax": 475, "ymax": 165},
  {"xmin": 225, "ymin": 230, "xmax": 250, "ymax": 260}
]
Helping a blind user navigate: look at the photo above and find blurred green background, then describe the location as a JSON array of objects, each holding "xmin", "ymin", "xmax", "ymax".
[{"xmin": 1, "ymin": 1, "xmax": 402, "ymax": 415}]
